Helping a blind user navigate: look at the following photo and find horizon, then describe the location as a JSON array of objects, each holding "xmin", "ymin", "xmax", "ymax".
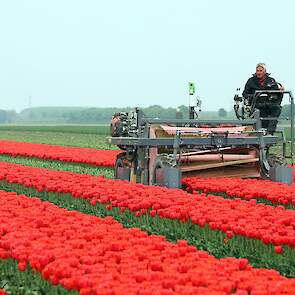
[{"xmin": 1, "ymin": 0, "xmax": 294, "ymax": 112}]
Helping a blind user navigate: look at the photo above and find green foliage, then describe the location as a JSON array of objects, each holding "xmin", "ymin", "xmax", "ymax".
[
  {"xmin": 0, "ymin": 259, "xmax": 78, "ymax": 295},
  {"xmin": 0, "ymin": 131, "xmax": 115, "ymax": 149},
  {"xmin": 281, "ymin": 126, "xmax": 292, "ymax": 141},
  {"xmin": 281, "ymin": 104, "xmax": 291, "ymax": 118},
  {"xmin": 0, "ymin": 124, "xmax": 109, "ymax": 135},
  {"xmin": 0, "ymin": 154, "xmax": 114, "ymax": 178}
]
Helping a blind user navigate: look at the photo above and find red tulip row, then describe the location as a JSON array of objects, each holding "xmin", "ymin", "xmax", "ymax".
[
  {"xmin": 3, "ymin": 140, "xmax": 295, "ymax": 208},
  {"xmin": 1, "ymin": 161, "xmax": 295, "ymax": 249},
  {"xmin": 0, "ymin": 140, "xmax": 120, "ymax": 167},
  {"xmin": 1, "ymin": 190, "xmax": 295, "ymax": 294},
  {"xmin": 0, "ymin": 290, "xmax": 6, "ymax": 295},
  {"xmin": 183, "ymin": 176, "xmax": 295, "ymax": 208}
]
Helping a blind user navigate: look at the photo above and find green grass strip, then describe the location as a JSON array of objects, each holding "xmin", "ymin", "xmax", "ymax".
[
  {"xmin": 0, "ymin": 154, "xmax": 114, "ymax": 178},
  {"xmin": 0, "ymin": 125, "xmax": 109, "ymax": 135},
  {"xmin": 1, "ymin": 181, "xmax": 294, "ymax": 278},
  {"xmin": 0, "ymin": 131, "xmax": 114, "ymax": 149},
  {"xmin": 0, "ymin": 259, "xmax": 78, "ymax": 295}
]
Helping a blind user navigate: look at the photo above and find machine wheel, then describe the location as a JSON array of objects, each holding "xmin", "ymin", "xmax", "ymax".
[
  {"xmin": 267, "ymin": 154, "xmax": 287, "ymax": 166},
  {"xmin": 151, "ymin": 154, "xmax": 170, "ymax": 186},
  {"xmin": 114, "ymin": 152, "xmax": 132, "ymax": 180},
  {"xmin": 260, "ymin": 150, "xmax": 288, "ymax": 179}
]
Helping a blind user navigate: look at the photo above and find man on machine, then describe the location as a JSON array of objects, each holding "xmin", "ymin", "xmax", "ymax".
[{"xmin": 242, "ymin": 63, "xmax": 284, "ymax": 134}]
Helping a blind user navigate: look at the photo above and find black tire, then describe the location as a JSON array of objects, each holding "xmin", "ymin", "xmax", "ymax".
[
  {"xmin": 151, "ymin": 154, "xmax": 172, "ymax": 186},
  {"xmin": 267, "ymin": 154, "xmax": 287, "ymax": 167},
  {"xmin": 114, "ymin": 152, "xmax": 131, "ymax": 180},
  {"xmin": 260, "ymin": 149, "xmax": 287, "ymax": 179}
]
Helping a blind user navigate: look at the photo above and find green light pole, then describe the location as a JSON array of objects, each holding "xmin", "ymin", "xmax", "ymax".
[
  {"xmin": 189, "ymin": 82, "xmax": 195, "ymax": 96},
  {"xmin": 189, "ymin": 82, "xmax": 196, "ymax": 119}
]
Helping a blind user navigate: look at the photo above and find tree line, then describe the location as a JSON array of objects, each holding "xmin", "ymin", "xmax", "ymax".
[
  {"xmin": 0, "ymin": 105, "xmax": 221, "ymax": 124},
  {"xmin": 0, "ymin": 104, "xmax": 292, "ymax": 124}
]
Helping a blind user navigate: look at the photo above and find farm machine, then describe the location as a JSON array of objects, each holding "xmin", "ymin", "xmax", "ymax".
[{"xmin": 107, "ymin": 84, "xmax": 294, "ymax": 188}]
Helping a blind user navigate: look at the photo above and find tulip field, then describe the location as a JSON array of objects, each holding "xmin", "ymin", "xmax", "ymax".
[
  {"xmin": 1, "ymin": 126, "xmax": 295, "ymax": 294},
  {"xmin": 0, "ymin": 140, "xmax": 119, "ymax": 166}
]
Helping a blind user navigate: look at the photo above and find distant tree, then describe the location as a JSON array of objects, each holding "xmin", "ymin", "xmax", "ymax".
[
  {"xmin": 0, "ymin": 109, "xmax": 18, "ymax": 123},
  {"xmin": 14, "ymin": 105, "xmax": 224, "ymax": 124},
  {"xmin": 144, "ymin": 105, "xmax": 164, "ymax": 118},
  {"xmin": 0, "ymin": 110, "xmax": 7, "ymax": 123},
  {"xmin": 175, "ymin": 108, "xmax": 183, "ymax": 119},
  {"xmin": 218, "ymin": 108, "xmax": 227, "ymax": 117},
  {"xmin": 28, "ymin": 110, "xmax": 35, "ymax": 120},
  {"xmin": 68, "ymin": 112, "xmax": 77, "ymax": 122},
  {"xmin": 7, "ymin": 110, "xmax": 18, "ymax": 122},
  {"xmin": 177, "ymin": 105, "xmax": 189, "ymax": 118},
  {"xmin": 280, "ymin": 104, "xmax": 291, "ymax": 118}
]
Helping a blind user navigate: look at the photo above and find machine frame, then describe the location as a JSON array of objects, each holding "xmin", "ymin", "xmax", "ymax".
[{"xmin": 107, "ymin": 90, "xmax": 294, "ymax": 188}]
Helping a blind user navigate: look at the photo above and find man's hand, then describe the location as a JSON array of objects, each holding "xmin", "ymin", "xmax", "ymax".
[{"xmin": 278, "ymin": 83, "xmax": 285, "ymax": 91}]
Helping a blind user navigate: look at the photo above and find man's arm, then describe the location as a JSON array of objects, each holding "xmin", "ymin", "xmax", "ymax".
[
  {"xmin": 277, "ymin": 82, "xmax": 285, "ymax": 91},
  {"xmin": 267, "ymin": 77, "xmax": 284, "ymax": 102},
  {"xmin": 267, "ymin": 77, "xmax": 284, "ymax": 91},
  {"xmin": 242, "ymin": 78, "xmax": 253, "ymax": 98}
]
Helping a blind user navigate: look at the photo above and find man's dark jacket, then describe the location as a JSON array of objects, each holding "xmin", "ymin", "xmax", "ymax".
[
  {"xmin": 242, "ymin": 74, "xmax": 279, "ymax": 98},
  {"xmin": 242, "ymin": 73, "xmax": 282, "ymax": 133}
]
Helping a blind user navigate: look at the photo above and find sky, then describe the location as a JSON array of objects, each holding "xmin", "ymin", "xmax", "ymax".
[{"xmin": 0, "ymin": 0, "xmax": 294, "ymax": 112}]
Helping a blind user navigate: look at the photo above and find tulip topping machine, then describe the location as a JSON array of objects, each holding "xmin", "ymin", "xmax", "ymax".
[{"xmin": 107, "ymin": 83, "xmax": 294, "ymax": 188}]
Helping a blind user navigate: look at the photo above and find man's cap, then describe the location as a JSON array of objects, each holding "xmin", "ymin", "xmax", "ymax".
[{"xmin": 256, "ymin": 62, "xmax": 266, "ymax": 71}]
